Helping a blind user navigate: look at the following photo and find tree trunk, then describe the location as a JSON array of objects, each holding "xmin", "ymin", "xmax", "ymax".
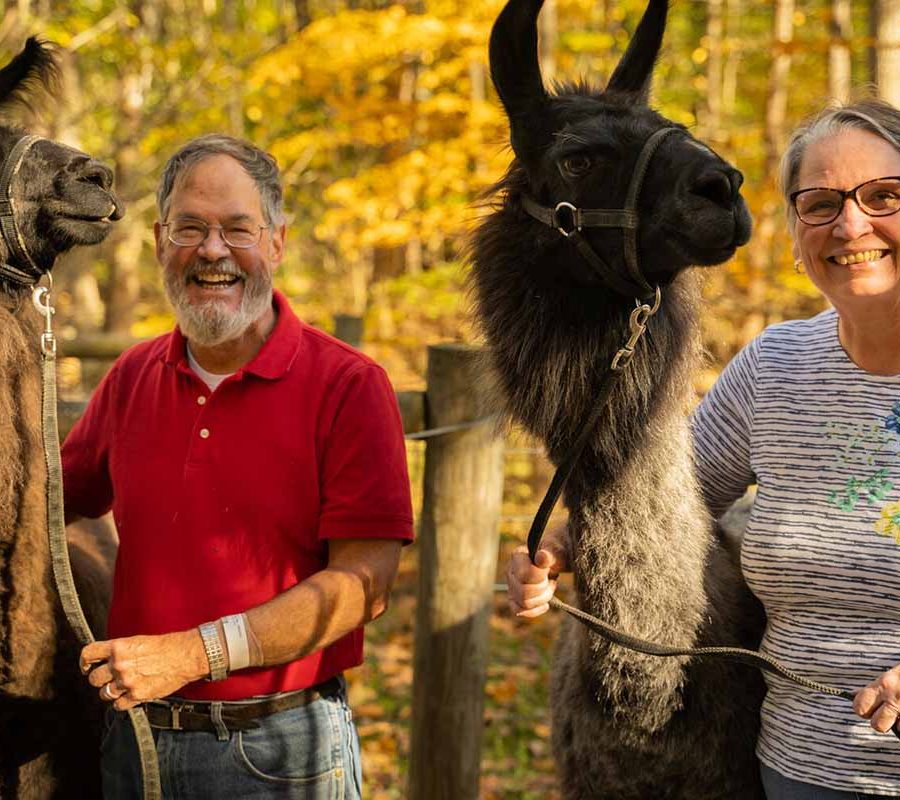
[
  {"xmin": 829, "ymin": 0, "xmax": 852, "ymax": 103},
  {"xmin": 747, "ymin": 0, "xmax": 795, "ymax": 333},
  {"xmin": 704, "ymin": 0, "xmax": 724, "ymax": 145},
  {"xmin": 722, "ymin": 0, "xmax": 743, "ymax": 119},
  {"xmin": 539, "ymin": 0, "xmax": 558, "ymax": 84},
  {"xmin": 877, "ymin": 0, "xmax": 900, "ymax": 104},
  {"xmin": 765, "ymin": 0, "xmax": 794, "ymax": 178}
]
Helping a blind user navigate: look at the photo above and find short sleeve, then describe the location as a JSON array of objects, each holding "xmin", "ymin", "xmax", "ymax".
[
  {"xmin": 62, "ymin": 363, "xmax": 117, "ymax": 520},
  {"xmin": 691, "ymin": 336, "xmax": 761, "ymax": 518},
  {"xmin": 317, "ymin": 364, "xmax": 414, "ymax": 541}
]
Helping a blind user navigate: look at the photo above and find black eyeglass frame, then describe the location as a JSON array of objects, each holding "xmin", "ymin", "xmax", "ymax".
[
  {"xmin": 161, "ymin": 220, "xmax": 269, "ymax": 249},
  {"xmin": 789, "ymin": 175, "xmax": 900, "ymax": 227}
]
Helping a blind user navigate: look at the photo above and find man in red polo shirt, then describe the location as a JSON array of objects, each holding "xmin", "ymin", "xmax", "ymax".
[{"xmin": 63, "ymin": 134, "xmax": 413, "ymax": 798}]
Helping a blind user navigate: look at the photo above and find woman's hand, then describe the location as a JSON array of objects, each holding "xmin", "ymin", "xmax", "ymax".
[
  {"xmin": 506, "ymin": 525, "xmax": 570, "ymax": 619},
  {"xmin": 853, "ymin": 665, "xmax": 900, "ymax": 734}
]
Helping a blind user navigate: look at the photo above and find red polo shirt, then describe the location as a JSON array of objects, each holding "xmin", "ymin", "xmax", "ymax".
[{"xmin": 62, "ymin": 291, "xmax": 414, "ymax": 700}]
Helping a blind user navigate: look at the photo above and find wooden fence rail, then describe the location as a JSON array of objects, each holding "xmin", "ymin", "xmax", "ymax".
[{"xmin": 58, "ymin": 324, "xmax": 505, "ymax": 799}]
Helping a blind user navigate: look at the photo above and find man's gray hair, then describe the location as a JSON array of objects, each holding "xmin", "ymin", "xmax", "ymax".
[
  {"xmin": 157, "ymin": 134, "xmax": 285, "ymax": 226},
  {"xmin": 780, "ymin": 98, "xmax": 900, "ymax": 227}
]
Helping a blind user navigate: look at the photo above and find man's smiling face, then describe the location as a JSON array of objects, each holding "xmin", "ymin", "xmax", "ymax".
[{"xmin": 155, "ymin": 154, "xmax": 284, "ymax": 347}]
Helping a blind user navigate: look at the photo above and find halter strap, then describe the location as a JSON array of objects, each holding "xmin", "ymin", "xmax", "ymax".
[
  {"xmin": 0, "ymin": 134, "xmax": 44, "ymax": 285},
  {"xmin": 520, "ymin": 126, "xmax": 681, "ymax": 301}
]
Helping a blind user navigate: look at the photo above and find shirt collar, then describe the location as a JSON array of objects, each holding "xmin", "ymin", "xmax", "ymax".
[{"xmin": 163, "ymin": 290, "xmax": 303, "ymax": 380}]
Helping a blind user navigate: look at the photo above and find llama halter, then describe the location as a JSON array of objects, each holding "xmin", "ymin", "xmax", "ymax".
[
  {"xmin": 520, "ymin": 126, "xmax": 681, "ymax": 301},
  {"xmin": 0, "ymin": 133, "xmax": 45, "ymax": 285}
]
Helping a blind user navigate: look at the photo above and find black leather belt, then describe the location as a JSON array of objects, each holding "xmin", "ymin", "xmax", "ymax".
[{"xmin": 145, "ymin": 676, "xmax": 342, "ymax": 733}]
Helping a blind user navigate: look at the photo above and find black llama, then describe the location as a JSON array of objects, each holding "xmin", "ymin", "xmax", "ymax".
[
  {"xmin": 471, "ymin": 0, "xmax": 767, "ymax": 797},
  {"xmin": 0, "ymin": 38, "xmax": 123, "ymax": 799}
]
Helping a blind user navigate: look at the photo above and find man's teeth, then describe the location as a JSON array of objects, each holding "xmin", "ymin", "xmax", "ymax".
[
  {"xmin": 833, "ymin": 249, "xmax": 886, "ymax": 265},
  {"xmin": 193, "ymin": 273, "xmax": 238, "ymax": 285}
]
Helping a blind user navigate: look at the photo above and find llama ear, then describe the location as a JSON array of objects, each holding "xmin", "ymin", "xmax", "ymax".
[
  {"xmin": 489, "ymin": 0, "xmax": 553, "ymax": 161},
  {"xmin": 0, "ymin": 38, "xmax": 59, "ymax": 110},
  {"xmin": 607, "ymin": 0, "xmax": 668, "ymax": 99}
]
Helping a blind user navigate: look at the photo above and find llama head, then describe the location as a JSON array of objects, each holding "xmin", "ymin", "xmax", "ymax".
[
  {"xmin": 0, "ymin": 38, "xmax": 124, "ymax": 285},
  {"xmin": 488, "ymin": 0, "xmax": 751, "ymax": 290}
]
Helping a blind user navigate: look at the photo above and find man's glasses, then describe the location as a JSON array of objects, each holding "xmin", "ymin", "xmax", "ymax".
[
  {"xmin": 162, "ymin": 220, "xmax": 269, "ymax": 249},
  {"xmin": 790, "ymin": 176, "xmax": 900, "ymax": 226}
]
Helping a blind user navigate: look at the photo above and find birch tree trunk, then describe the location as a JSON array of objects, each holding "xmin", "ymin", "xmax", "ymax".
[
  {"xmin": 744, "ymin": 0, "xmax": 795, "ymax": 338},
  {"xmin": 829, "ymin": 0, "xmax": 852, "ymax": 103},
  {"xmin": 877, "ymin": 0, "xmax": 900, "ymax": 104},
  {"xmin": 539, "ymin": 0, "xmax": 558, "ymax": 84},
  {"xmin": 765, "ymin": 0, "xmax": 795, "ymax": 179},
  {"xmin": 722, "ymin": 0, "xmax": 742, "ymax": 119},
  {"xmin": 704, "ymin": 0, "xmax": 724, "ymax": 145}
]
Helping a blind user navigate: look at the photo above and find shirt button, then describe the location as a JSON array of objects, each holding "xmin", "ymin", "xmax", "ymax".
[
  {"xmin": 197, "ymin": 396, "xmax": 207, "ymax": 405},
  {"xmin": 200, "ymin": 428, "xmax": 210, "ymax": 439}
]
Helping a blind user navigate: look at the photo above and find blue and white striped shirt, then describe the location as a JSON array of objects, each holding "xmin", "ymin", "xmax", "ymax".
[{"xmin": 693, "ymin": 308, "xmax": 900, "ymax": 794}]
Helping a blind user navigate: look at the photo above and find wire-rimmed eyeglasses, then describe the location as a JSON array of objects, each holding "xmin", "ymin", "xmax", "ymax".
[
  {"xmin": 162, "ymin": 220, "xmax": 269, "ymax": 249},
  {"xmin": 790, "ymin": 176, "xmax": 900, "ymax": 226}
]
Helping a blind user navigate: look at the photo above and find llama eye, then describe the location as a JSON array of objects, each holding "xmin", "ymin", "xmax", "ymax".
[{"xmin": 559, "ymin": 154, "xmax": 593, "ymax": 178}]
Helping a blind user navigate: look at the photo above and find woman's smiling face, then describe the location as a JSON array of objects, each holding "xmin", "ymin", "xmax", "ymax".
[{"xmin": 793, "ymin": 128, "xmax": 900, "ymax": 313}]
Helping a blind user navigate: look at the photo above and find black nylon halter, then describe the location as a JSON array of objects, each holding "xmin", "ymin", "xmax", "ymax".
[
  {"xmin": 521, "ymin": 126, "xmax": 680, "ymax": 300},
  {"xmin": 0, "ymin": 134, "xmax": 44, "ymax": 286}
]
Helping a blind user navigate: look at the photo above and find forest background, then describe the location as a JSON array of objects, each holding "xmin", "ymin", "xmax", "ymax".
[{"xmin": 3, "ymin": 0, "xmax": 899, "ymax": 797}]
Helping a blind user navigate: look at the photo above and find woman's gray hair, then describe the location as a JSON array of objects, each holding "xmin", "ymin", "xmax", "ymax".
[
  {"xmin": 157, "ymin": 134, "xmax": 285, "ymax": 226},
  {"xmin": 780, "ymin": 98, "xmax": 900, "ymax": 226}
]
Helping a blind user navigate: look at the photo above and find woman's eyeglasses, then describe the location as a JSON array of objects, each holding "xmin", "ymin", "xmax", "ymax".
[{"xmin": 790, "ymin": 176, "xmax": 900, "ymax": 226}]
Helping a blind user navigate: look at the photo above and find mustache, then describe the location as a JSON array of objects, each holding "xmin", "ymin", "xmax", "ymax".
[{"xmin": 183, "ymin": 258, "xmax": 246, "ymax": 283}]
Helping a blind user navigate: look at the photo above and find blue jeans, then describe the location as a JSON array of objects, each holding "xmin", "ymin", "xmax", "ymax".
[
  {"xmin": 761, "ymin": 763, "xmax": 898, "ymax": 800},
  {"xmin": 101, "ymin": 688, "xmax": 362, "ymax": 799}
]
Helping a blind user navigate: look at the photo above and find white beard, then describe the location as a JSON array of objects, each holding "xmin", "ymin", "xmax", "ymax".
[{"xmin": 164, "ymin": 258, "xmax": 273, "ymax": 347}]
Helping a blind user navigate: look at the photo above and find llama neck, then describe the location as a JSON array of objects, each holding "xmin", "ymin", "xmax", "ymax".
[
  {"xmin": 471, "ymin": 223, "xmax": 714, "ymax": 728},
  {"xmin": 0, "ymin": 301, "xmax": 57, "ymax": 695}
]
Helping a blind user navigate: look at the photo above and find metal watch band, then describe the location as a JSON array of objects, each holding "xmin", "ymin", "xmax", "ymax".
[{"xmin": 198, "ymin": 622, "xmax": 228, "ymax": 681}]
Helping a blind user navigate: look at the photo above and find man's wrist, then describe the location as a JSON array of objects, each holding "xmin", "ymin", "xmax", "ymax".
[{"xmin": 198, "ymin": 621, "xmax": 228, "ymax": 681}]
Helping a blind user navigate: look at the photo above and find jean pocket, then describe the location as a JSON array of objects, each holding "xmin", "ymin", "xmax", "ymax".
[{"xmin": 234, "ymin": 699, "xmax": 345, "ymax": 790}]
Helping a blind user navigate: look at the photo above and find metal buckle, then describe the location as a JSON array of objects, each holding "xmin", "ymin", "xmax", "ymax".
[
  {"xmin": 610, "ymin": 286, "xmax": 662, "ymax": 371},
  {"xmin": 552, "ymin": 202, "xmax": 579, "ymax": 237}
]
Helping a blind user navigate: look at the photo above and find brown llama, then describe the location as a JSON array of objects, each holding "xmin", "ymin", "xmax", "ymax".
[
  {"xmin": 471, "ymin": 0, "xmax": 767, "ymax": 797},
  {"xmin": 0, "ymin": 38, "xmax": 123, "ymax": 799}
]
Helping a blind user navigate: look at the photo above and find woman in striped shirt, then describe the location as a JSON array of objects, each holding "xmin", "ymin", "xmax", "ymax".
[{"xmin": 510, "ymin": 99, "xmax": 900, "ymax": 798}]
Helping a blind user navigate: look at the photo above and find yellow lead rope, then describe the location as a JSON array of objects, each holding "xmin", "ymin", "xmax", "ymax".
[{"xmin": 34, "ymin": 282, "xmax": 162, "ymax": 800}]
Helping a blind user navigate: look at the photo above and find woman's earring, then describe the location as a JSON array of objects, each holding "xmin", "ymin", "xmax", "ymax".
[{"xmin": 793, "ymin": 258, "xmax": 805, "ymax": 274}]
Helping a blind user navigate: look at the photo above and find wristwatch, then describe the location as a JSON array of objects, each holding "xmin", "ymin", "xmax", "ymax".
[{"xmin": 198, "ymin": 622, "xmax": 228, "ymax": 681}]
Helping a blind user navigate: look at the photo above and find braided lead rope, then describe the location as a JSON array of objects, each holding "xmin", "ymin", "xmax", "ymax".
[
  {"xmin": 34, "ymin": 283, "xmax": 162, "ymax": 800},
  {"xmin": 548, "ymin": 596, "xmax": 855, "ymax": 700}
]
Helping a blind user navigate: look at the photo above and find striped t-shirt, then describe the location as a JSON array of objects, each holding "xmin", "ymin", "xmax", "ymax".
[{"xmin": 693, "ymin": 308, "xmax": 900, "ymax": 795}]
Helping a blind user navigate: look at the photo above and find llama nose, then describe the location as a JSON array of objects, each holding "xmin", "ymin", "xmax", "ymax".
[
  {"xmin": 690, "ymin": 168, "xmax": 740, "ymax": 209},
  {"xmin": 76, "ymin": 160, "xmax": 114, "ymax": 191}
]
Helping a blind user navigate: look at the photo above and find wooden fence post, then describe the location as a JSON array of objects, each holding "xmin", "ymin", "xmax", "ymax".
[
  {"xmin": 333, "ymin": 314, "xmax": 363, "ymax": 347},
  {"xmin": 408, "ymin": 343, "xmax": 505, "ymax": 800}
]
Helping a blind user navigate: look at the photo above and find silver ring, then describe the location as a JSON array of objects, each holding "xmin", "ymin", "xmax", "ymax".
[{"xmin": 102, "ymin": 682, "xmax": 116, "ymax": 701}]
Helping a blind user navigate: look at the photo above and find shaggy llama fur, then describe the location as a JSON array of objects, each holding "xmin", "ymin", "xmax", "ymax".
[{"xmin": 471, "ymin": 1, "xmax": 767, "ymax": 797}]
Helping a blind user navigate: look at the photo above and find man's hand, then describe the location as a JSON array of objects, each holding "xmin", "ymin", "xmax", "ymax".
[
  {"xmin": 507, "ymin": 539, "xmax": 569, "ymax": 619},
  {"xmin": 854, "ymin": 664, "xmax": 900, "ymax": 734},
  {"xmin": 80, "ymin": 630, "xmax": 209, "ymax": 711}
]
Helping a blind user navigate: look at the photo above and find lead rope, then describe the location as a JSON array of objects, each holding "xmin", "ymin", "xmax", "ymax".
[
  {"xmin": 33, "ymin": 281, "xmax": 163, "ymax": 800},
  {"xmin": 520, "ymin": 289, "xmax": 900, "ymax": 735}
]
